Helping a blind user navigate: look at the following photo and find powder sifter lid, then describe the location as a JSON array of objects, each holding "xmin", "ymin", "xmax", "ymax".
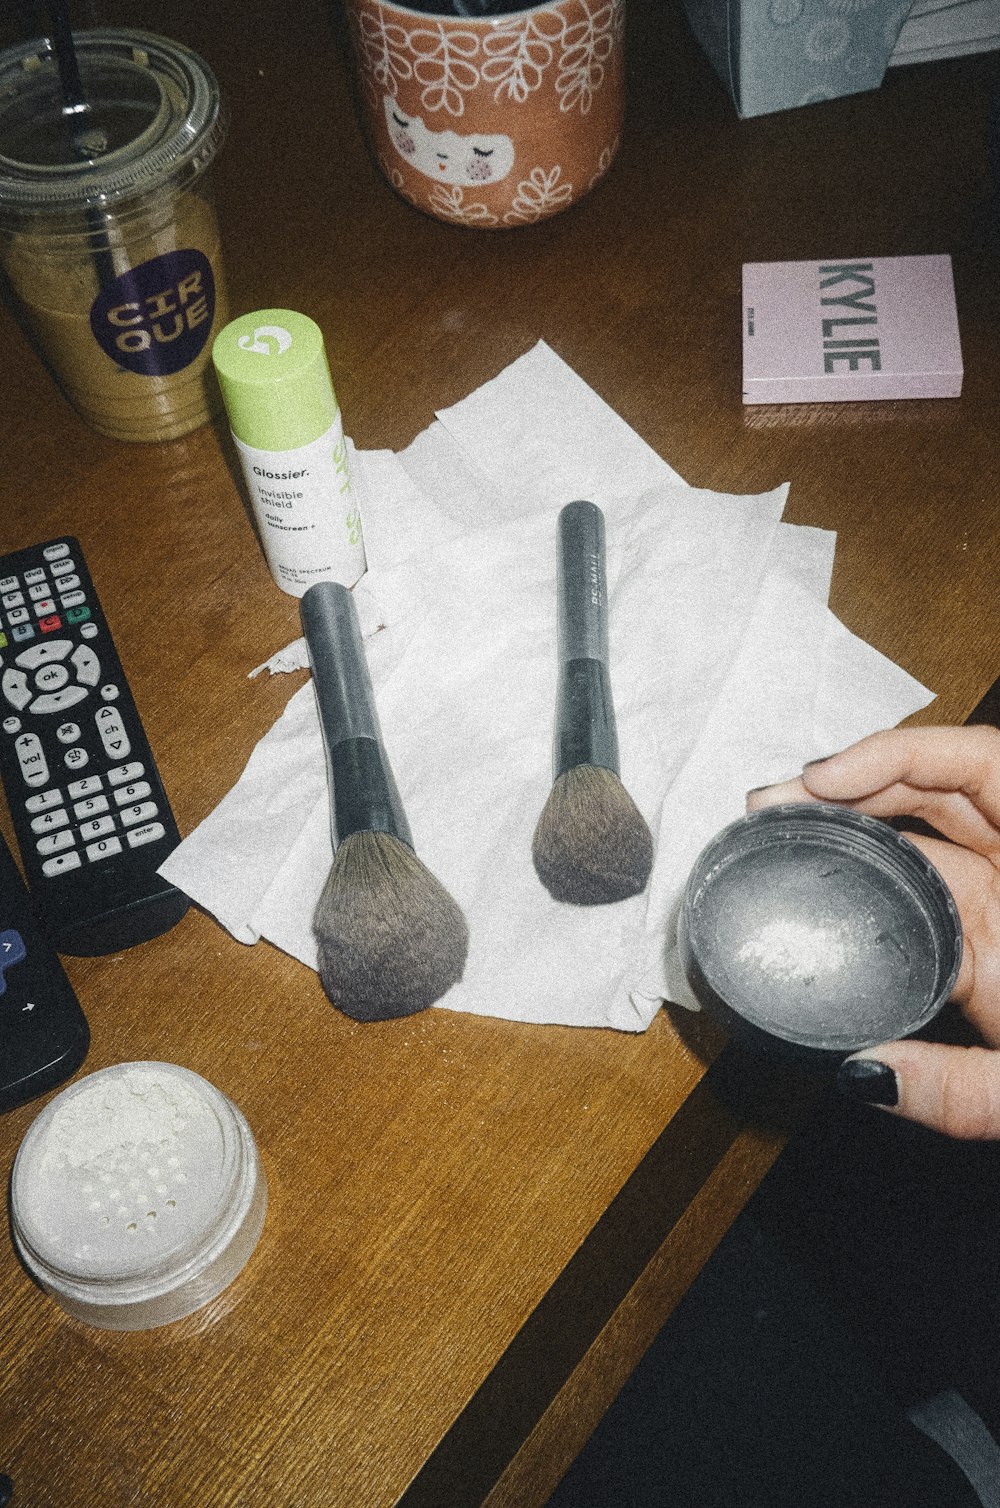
[{"xmin": 10, "ymin": 1061, "xmax": 267, "ymax": 1330}]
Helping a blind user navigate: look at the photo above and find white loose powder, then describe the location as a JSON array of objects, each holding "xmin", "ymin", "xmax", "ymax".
[
  {"xmin": 738, "ymin": 919, "xmax": 849, "ymax": 981},
  {"xmin": 38, "ymin": 1065, "xmax": 209, "ymax": 1176},
  {"xmin": 12, "ymin": 1062, "xmax": 265, "ymax": 1327}
]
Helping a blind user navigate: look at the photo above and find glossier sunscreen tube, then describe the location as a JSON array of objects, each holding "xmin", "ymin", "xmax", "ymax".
[{"xmin": 212, "ymin": 308, "xmax": 365, "ymax": 596}]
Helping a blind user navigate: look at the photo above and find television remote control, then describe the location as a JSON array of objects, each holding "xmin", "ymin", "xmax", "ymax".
[
  {"xmin": 0, "ymin": 825, "xmax": 88, "ymax": 1112},
  {"xmin": 0, "ymin": 537, "xmax": 189, "ymax": 955}
]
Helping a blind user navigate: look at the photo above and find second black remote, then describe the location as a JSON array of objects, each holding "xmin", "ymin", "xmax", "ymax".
[{"xmin": 0, "ymin": 827, "xmax": 88, "ymax": 1113}]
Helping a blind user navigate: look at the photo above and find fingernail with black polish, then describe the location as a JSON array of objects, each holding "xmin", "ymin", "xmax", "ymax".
[{"xmin": 836, "ymin": 1058, "xmax": 899, "ymax": 1106}]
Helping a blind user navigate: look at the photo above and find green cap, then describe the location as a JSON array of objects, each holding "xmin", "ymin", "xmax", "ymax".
[{"xmin": 212, "ymin": 309, "xmax": 339, "ymax": 450}]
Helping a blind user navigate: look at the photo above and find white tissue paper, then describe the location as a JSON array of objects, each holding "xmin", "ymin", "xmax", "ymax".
[{"xmin": 160, "ymin": 341, "xmax": 934, "ymax": 1031}]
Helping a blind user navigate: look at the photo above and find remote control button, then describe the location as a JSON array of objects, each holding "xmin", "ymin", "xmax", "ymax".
[
  {"xmin": 30, "ymin": 685, "xmax": 88, "ymax": 715},
  {"xmin": 68, "ymin": 776, "xmax": 102, "ymax": 799},
  {"xmin": 30, "ymin": 808, "xmax": 70, "ymax": 835},
  {"xmin": 0, "ymin": 928, "xmax": 27, "ymax": 995},
  {"xmin": 79, "ymin": 815, "xmax": 115, "ymax": 841},
  {"xmin": 42, "ymin": 543, "xmax": 70, "ymax": 561},
  {"xmin": 16, "ymin": 639, "xmax": 72, "ymax": 669},
  {"xmin": 114, "ymin": 781, "xmax": 151, "ymax": 805},
  {"xmin": 24, "ymin": 568, "xmax": 46, "ymax": 586},
  {"xmin": 108, "ymin": 761, "xmax": 144, "ymax": 785},
  {"xmin": 25, "ymin": 789, "xmax": 63, "ymax": 813},
  {"xmin": 127, "ymin": 821, "xmax": 166, "ymax": 849},
  {"xmin": 64, "ymin": 747, "xmax": 88, "ymax": 771},
  {"xmin": 87, "ymin": 836, "xmax": 123, "ymax": 862},
  {"xmin": 100, "ymin": 684, "xmax": 120, "ymax": 702},
  {"xmin": 2, "ymin": 716, "xmax": 20, "ymax": 734},
  {"xmin": 74, "ymin": 795, "xmax": 109, "ymax": 820},
  {"xmin": 11, "ymin": 625, "xmax": 35, "ymax": 643},
  {"xmin": 2, "ymin": 669, "xmax": 31, "ymax": 710},
  {"xmin": 59, "ymin": 591, "xmax": 85, "ymax": 609},
  {"xmin": 42, "ymin": 850, "xmax": 82, "ymax": 877},
  {"xmin": 35, "ymin": 663, "xmax": 69, "ymax": 691},
  {"xmin": 0, "ymin": 631, "xmax": 7, "ymax": 652},
  {"xmin": 95, "ymin": 705, "xmax": 130, "ymax": 760},
  {"xmin": 32, "ymin": 599, "xmax": 57, "ymax": 617},
  {"xmin": 0, "ymin": 576, "xmax": 17, "ymax": 592},
  {"xmin": 38, "ymin": 615, "xmax": 62, "ymax": 634},
  {"xmin": 71, "ymin": 645, "xmax": 100, "ymax": 685},
  {"xmin": 68, "ymin": 608, "xmax": 93, "ymax": 628},
  {"xmin": 36, "ymin": 828, "xmax": 75, "ymax": 855},
  {"xmin": 50, "ymin": 559, "xmax": 75, "ymax": 577},
  {"xmin": 15, "ymin": 732, "xmax": 47, "ymax": 787},
  {"xmin": 120, "ymin": 801, "xmax": 157, "ymax": 828},
  {"xmin": 54, "ymin": 573, "xmax": 81, "ymax": 591},
  {"xmin": 2, "ymin": 591, "xmax": 24, "ymax": 610},
  {"xmin": 28, "ymin": 583, "xmax": 51, "ymax": 602},
  {"xmin": 7, "ymin": 607, "xmax": 28, "ymax": 626},
  {"xmin": 56, "ymin": 722, "xmax": 81, "ymax": 744}
]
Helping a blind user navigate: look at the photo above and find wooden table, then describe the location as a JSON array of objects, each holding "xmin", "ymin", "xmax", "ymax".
[{"xmin": 1, "ymin": 1, "xmax": 998, "ymax": 1503}]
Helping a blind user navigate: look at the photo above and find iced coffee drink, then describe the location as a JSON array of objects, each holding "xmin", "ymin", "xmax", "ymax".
[{"xmin": 0, "ymin": 28, "xmax": 228, "ymax": 443}]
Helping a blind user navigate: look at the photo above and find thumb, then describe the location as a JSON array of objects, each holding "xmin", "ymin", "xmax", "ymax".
[{"xmin": 837, "ymin": 1040, "xmax": 1000, "ymax": 1140}]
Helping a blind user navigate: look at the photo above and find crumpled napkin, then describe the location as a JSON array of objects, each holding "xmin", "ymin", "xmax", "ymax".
[{"xmin": 160, "ymin": 342, "xmax": 934, "ymax": 1030}]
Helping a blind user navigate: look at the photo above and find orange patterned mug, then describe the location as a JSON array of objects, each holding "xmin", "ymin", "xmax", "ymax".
[{"xmin": 344, "ymin": 0, "xmax": 626, "ymax": 227}]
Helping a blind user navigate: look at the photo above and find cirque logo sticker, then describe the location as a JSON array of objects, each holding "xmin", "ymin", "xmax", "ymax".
[{"xmin": 90, "ymin": 248, "xmax": 215, "ymax": 377}]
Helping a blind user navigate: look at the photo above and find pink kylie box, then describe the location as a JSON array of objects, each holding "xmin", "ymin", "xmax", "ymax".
[{"xmin": 742, "ymin": 255, "xmax": 963, "ymax": 405}]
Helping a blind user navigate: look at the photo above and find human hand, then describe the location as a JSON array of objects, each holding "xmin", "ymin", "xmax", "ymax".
[{"xmin": 747, "ymin": 726, "xmax": 1000, "ymax": 1138}]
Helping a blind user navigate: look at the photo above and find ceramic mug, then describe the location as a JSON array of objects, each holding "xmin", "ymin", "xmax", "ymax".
[{"xmin": 344, "ymin": 0, "xmax": 625, "ymax": 227}]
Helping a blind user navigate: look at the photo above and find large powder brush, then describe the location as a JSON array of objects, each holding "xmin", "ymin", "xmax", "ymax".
[
  {"xmin": 301, "ymin": 582, "xmax": 469, "ymax": 1021},
  {"xmin": 532, "ymin": 500, "xmax": 654, "ymax": 905}
]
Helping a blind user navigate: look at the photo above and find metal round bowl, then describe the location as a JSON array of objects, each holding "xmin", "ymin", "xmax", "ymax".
[{"xmin": 678, "ymin": 802, "xmax": 963, "ymax": 1063}]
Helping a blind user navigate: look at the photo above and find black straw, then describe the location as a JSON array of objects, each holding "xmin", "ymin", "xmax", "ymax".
[
  {"xmin": 45, "ymin": 0, "xmax": 117, "ymax": 289},
  {"xmin": 46, "ymin": 0, "xmax": 86, "ymax": 111}
]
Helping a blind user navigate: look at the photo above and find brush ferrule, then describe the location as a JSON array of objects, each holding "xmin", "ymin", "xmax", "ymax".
[
  {"xmin": 328, "ymin": 737, "xmax": 413, "ymax": 846},
  {"xmin": 554, "ymin": 658, "xmax": 620, "ymax": 779}
]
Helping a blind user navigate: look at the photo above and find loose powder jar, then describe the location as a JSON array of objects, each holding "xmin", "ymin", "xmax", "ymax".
[{"xmin": 10, "ymin": 1061, "xmax": 266, "ymax": 1330}]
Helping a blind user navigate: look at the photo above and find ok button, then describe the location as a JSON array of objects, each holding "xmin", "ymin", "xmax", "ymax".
[{"xmin": 36, "ymin": 663, "xmax": 69, "ymax": 692}]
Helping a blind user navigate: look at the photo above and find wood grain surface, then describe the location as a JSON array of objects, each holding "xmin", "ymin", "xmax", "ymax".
[{"xmin": 1, "ymin": 0, "xmax": 998, "ymax": 1504}]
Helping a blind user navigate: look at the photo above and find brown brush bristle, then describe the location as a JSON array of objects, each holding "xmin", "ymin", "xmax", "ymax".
[
  {"xmin": 531, "ymin": 763, "xmax": 654, "ymax": 905},
  {"xmin": 313, "ymin": 829, "xmax": 469, "ymax": 1021}
]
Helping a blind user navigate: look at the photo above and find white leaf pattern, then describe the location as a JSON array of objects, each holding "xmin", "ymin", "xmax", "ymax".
[
  {"xmin": 428, "ymin": 184, "xmax": 500, "ymax": 225},
  {"xmin": 351, "ymin": 10, "xmax": 414, "ymax": 104},
  {"xmin": 409, "ymin": 23, "xmax": 481, "ymax": 116},
  {"xmin": 557, "ymin": 0, "xmax": 619, "ymax": 114},
  {"xmin": 481, "ymin": 10, "xmax": 565, "ymax": 105},
  {"xmin": 503, "ymin": 165, "xmax": 574, "ymax": 223}
]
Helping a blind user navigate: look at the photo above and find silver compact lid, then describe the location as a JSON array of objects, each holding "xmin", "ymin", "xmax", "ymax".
[{"xmin": 680, "ymin": 802, "xmax": 963, "ymax": 1057}]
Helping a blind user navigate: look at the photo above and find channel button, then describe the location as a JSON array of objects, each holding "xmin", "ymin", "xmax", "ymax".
[{"xmin": 95, "ymin": 704, "xmax": 130, "ymax": 761}]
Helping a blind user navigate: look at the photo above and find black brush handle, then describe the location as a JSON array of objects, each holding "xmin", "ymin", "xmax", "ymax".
[
  {"xmin": 300, "ymin": 582, "xmax": 413, "ymax": 846},
  {"xmin": 553, "ymin": 500, "xmax": 620, "ymax": 779}
]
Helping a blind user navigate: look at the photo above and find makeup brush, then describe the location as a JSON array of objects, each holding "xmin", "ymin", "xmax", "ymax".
[
  {"xmin": 532, "ymin": 500, "xmax": 654, "ymax": 905},
  {"xmin": 301, "ymin": 581, "xmax": 469, "ymax": 1022}
]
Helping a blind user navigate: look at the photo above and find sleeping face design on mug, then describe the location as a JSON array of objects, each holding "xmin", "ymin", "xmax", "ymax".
[{"xmin": 383, "ymin": 96, "xmax": 515, "ymax": 187}]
